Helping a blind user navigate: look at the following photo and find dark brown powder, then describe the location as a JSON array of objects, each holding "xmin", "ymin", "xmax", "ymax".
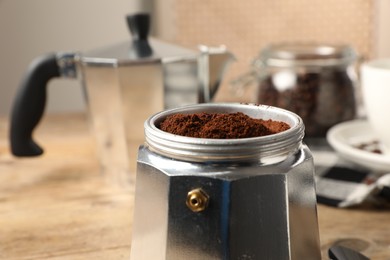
[{"xmin": 158, "ymin": 112, "xmax": 290, "ymax": 139}]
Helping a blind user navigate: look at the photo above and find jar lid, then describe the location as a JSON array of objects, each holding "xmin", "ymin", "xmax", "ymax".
[{"xmin": 255, "ymin": 43, "xmax": 357, "ymax": 68}]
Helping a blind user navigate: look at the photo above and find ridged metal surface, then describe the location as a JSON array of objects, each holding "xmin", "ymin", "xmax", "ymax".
[{"xmin": 144, "ymin": 103, "xmax": 305, "ymax": 162}]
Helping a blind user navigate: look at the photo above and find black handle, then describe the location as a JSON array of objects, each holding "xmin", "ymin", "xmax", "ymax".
[
  {"xmin": 10, "ymin": 53, "xmax": 60, "ymax": 156},
  {"xmin": 126, "ymin": 13, "xmax": 153, "ymax": 58}
]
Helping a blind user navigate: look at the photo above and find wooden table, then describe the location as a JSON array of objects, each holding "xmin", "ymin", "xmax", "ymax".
[{"xmin": 0, "ymin": 113, "xmax": 389, "ymax": 259}]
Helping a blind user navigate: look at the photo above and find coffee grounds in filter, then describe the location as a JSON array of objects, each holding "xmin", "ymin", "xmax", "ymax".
[{"xmin": 158, "ymin": 112, "xmax": 290, "ymax": 139}]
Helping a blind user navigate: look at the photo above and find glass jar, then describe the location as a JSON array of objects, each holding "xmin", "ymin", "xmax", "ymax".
[{"xmin": 239, "ymin": 43, "xmax": 358, "ymax": 137}]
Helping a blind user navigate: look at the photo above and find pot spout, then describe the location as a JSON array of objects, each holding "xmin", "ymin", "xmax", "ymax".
[{"xmin": 199, "ymin": 45, "xmax": 236, "ymax": 102}]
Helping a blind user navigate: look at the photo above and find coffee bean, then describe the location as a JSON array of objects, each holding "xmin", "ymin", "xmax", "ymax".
[{"xmin": 257, "ymin": 69, "xmax": 356, "ymax": 137}]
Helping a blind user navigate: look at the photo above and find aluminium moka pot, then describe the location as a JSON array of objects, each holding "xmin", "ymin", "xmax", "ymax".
[
  {"xmin": 9, "ymin": 13, "xmax": 234, "ymax": 185},
  {"xmin": 130, "ymin": 103, "xmax": 321, "ymax": 259}
]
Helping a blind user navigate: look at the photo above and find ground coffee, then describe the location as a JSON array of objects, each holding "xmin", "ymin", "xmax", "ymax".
[{"xmin": 158, "ymin": 112, "xmax": 290, "ymax": 139}]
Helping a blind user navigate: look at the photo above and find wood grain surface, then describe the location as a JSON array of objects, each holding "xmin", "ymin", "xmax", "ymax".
[{"xmin": 0, "ymin": 113, "xmax": 389, "ymax": 259}]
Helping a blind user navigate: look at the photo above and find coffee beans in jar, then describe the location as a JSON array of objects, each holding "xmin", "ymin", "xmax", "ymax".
[{"xmin": 242, "ymin": 43, "xmax": 357, "ymax": 137}]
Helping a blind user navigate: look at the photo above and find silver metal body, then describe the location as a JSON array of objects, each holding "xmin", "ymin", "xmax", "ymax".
[
  {"xmin": 131, "ymin": 103, "xmax": 321, "ymax": 259},
  {"xmin": 56, "ymin": 40, "xmax": 234, "ymax": 185}
]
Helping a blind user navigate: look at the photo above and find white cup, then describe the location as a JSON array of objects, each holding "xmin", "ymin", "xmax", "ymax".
[{"xmin": 361, "ymin": 59, "xmax": 390, "ymax": 155}]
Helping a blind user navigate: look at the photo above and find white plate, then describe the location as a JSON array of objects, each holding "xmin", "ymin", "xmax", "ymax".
[{"xmin": 326, "ymin": 119, "xmax": 390, "ymax": 172}]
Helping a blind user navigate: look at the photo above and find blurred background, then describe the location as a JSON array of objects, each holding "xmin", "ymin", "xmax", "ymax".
[{"xmin": 1, "ymin": 0, "xmax": 389, "ymax": 116}]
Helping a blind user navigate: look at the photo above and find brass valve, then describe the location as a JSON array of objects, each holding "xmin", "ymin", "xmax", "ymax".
[{"xmin": 186, "ymin": 188, "xmax": 209, "ymax": 212}]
